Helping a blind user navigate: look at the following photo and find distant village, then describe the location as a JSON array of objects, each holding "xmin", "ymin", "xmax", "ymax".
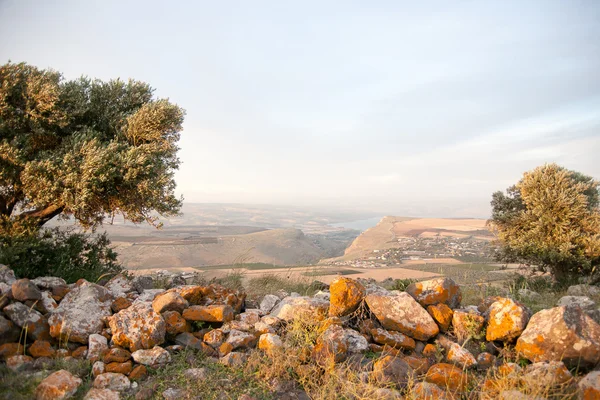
[{"xmin": 328, "ymin": 234, "xmax": 494, "ymax": 268}]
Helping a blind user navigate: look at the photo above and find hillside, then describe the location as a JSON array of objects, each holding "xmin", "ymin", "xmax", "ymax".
[
  {"xmin": 115, "ymin": 228, "xmax": 339, "ymax": 270},
  {"xmin": 328, "ymin": 216, "xmax": 492, "ymax": 262}
]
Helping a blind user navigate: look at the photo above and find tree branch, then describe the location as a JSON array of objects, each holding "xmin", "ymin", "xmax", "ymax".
[{"xmin": 19, "ymin": 204, "xmax": 65, "ymax": 227}]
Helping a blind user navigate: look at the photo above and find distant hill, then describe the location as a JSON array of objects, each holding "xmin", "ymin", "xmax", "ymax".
[
  {"xmin": 114, "ymin": 228, "xmax": 348, "ymax": 270},
  {"xmin": 326, "ymin": 216, "xmax": 491, "ymax": 261}
]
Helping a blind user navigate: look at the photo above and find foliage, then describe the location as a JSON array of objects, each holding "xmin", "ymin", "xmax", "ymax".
[
  {"xmin": 0, "ymin": 62, "xmax": 185, "ymax": 233},
  {"xmin": 0, "ymin": 227, "xmax": 122, "ymax": 283},
  {"xmin": 489, "ymin": 163, "xmax": 600, "ymax": 284}
]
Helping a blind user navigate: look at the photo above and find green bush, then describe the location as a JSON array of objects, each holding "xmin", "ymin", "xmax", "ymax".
[{"xmin": 0, "ymin": 227, "xmax": 123, "ymax": 283}]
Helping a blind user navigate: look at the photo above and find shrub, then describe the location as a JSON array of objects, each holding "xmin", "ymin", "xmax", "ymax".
[{"xmin": 0, "ymin": 227, "xmax": 123, "ymax": 283}]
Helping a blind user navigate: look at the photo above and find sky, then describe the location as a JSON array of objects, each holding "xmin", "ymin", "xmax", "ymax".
[{"xmin": 1, "ymin": 0, "xmax": 599, "ymax": 218}]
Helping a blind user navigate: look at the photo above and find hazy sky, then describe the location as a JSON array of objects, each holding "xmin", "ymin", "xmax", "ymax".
[{"xmin": 1, "ymin": 0, "xmax": 599, "ymax": 217}]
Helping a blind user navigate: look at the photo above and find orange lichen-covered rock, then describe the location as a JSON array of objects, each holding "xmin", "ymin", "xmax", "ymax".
[
  {"xmin": 204, "ymin": 329, "xmax": 226, "ymax": 348},
  {"xmin": 152, "ymin": 291, "xmax": 189, "ymax": 314},
  {"xmin": 365, "ymin": 292, "xmax": 439, "ymax": 341},
  {"xmin": 131, "ymin": 346, "xmax": 171, "ymax": 366},
  {"xmin": 328, "ymin": 277, "xmax": 365, "ymax": 317},
  {"xmin": 4, "ymin": 302, "xmax": 51, "ymax": 341},
  {"xmin": 422, "ymin": 343, "xmax": 438, "ymax": 358},
  {"xmin": 406, "ymin": 277, "xmax": 462, "ymax": 308},
  {"xmin": 128, "ymin": 364, "xmax": 147, "ymax": 381},
  {"xmin": 258, "ymin": 333, "xmax": 283, "ymax": 355},
  {"xmin": 486, "ymin": 298, "xmax": 530, "ymax": 342},
  {"xmin": 452, "ymin": 309, "xmax": 485, "ymax": 343},
  {"xmin": 71, "ymin": 346, "xmax": 88, "ymax": 359},
  {"xmin": 269, "ymin": 296, "xmax": 329, "ymax": 322},
  {"xmin": 370, "ymin": 328, "xmax": 416, "ymax": 350},
  {"xmin": 105, "ymin": 360, "xmax": 133, "ymax": 375},
  {"xmin": 427, "ymin": 303, "xmax": 453, "ymax": 332},
  {"xmin": 579, "ymin": 371, "xmax": 600, "ymax": 400},
  {"xmin": 48, "ymin": 281, "xmax": 113, "ymax": 344},
  {"xmin": 111, "ymin": 297, "xmax": 132, "ymax": 313},
  {"xmin": 425, "ymin": 363, "xmax": 470, "ymax": 393},
  {"xmin": 312, "ymin": 325, "xmax": 349, "ymax": 367},
  {"xmin": 35, "ymin": 369, "xmax": 82, "ymax": 400},
  {"xmin": 403, "ymin": 355, "xmax": 430, "ymax": 375},
  {"xmin": 163, "ymin": 311, "xmax": 190, "ymax": 337},
  {"xmin": 108, "ymin": 302, "xmax": 166, "ymax": 352},
  {"xmin": 182, "ymin": 305, "xmax": 234, "ymax": 323},
  {"xmin": 515, "ymin": 306, "xmax": 600, "ymax": 369},
  {"xmin": 103, "ymin": 347, "xmax": 131, "ymax": 364},
  {"xmin": 200, "ymin": 284, "xmax": 246, "ymax": 313},
  {"xmin": 28, "ymin": 340, "xmax": 55, "ymax": 358},
  {"xmin": 177, "ymin": 286, "xmax": 204, "ymax": 305}
]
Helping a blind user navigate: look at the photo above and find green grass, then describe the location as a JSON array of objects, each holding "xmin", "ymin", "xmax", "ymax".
[{"xmin": 140, "ymin": 349, "xmax": 273, "ymax": 400}]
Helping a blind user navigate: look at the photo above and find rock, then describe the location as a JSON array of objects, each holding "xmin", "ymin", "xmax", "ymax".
[
  {"xmin": 0, "ymin": 264, "xmax": 16, "ymax": 284},
  {"xmin": 402, "ymin": 355, "xmax": 430, "ymax": 374},
  {"xmin": 93, "ymin": 373, "xmax": 131, "ymax": 392},
  {"xmin": 12, "ymin": 278, "xmax": 42, "ymax": 302},
  {"xmin": 4, "ymin": 301, "xmax": 50, "ymax": 340},
  {"xmin": 259, "ymin": 294, "xmax": 280, "ymax": 314},
  {"xmin": 425, "ymin": 363, "xmax": 470, "ymax": 393},
  {"xmin": 135, "ymin": 387, "xmax": 154, "ymax": 400},
  {"xmin": 518, "ymin": 289, "xmax": 543, "ymax": 302},
  {"xmin": 372, "ymin": 355, "xmax": 413, "ymax": 386},
  {"xmin": 452, "ymin": 308, "xmax": 485, "ymax": 343},
  {"xmin": 163, "ymin": 311, "xmax": 190, "ymax": 337},
  {"xmin": 224, "ymin": 320, "xmax": 253, "ymax": 332},
  {"xmin": 344, "ymin": 328, "xmax": 369, "ymax": 353},
  {"xmin": 567, "ymin": 284, "xmax": 600, "ymax": 297},
  {"xmin": 220, "ymin": 351, "xmax": 248, "ymax": 367},
  {"xmin": 174, "ymin": 332, "xmax": 215, "ymax": 355},
  {"xmin": 556, "ymin": 296, "xmax": 596, "ymax": 311},
  {"xmin": 258, "ymin": 333, "xmax": 283, "ymax": 354},
  {"xmin": 131, "ymin": 346, "xmax": 171, "ymax": 366},
  {"xmin": 129, "ymin": 365, "xmax": 147, "ymax": 381},
  {"xmin": 370, "ymin": 388, "xmax": 403, "ymax": 400},
  {"xmin": 204, "ymin": 329, "xmax": 226, "ymax": 348},
  {"xmin": 92, "ymin": 361, "xmax": 105, "ymax": 377},
  {"xmin": 162, "ymin": 388, "xmax": 185, "ymax": 400},
  {"xmin": 476, "ymin": 352, "xmax": 497, "ymax": 371},
  {"xmin": 104, "ymin": 274, "xmax": 135, "ymax": 297},
  {"xmin": 152, "ymin": 291, "xmax": 189, "ymax": 314},
  {"xmin": 0, "ymin": 342, "xmax": 23, "ymax": 359},
  {"xmin": 31, "ymin": 277, "xmax": 67, "ymax": 291},
  {"xmin": 131, "ymin": 276, "xmax": 154, "ymax": 294},
  {"xmin": 238, "ymin": 309, "xmax": 261, "ymax": 324},
  {"xmin": 521, "ymin": 361, "xmax": 573, "ymax": 389},
  {"xmin": 226, "ymin": 329, "xmax": 257, "ymax": 350},
  {"xmin": 427, "ymin": 303, "xmax": 453, "ymax": 332},
  {"xmin": 87, "ymin": 334, "xmax": 109, "ymax": 363},
  {"xmin": 135, "ymin": 289, "xmax": 164, "ymax": 303},
  {"xmin": 105, "ymin": 360, "xmax": 133, "ymax": 375},
  {"xmin": 104, "ymin": 348, "xmax": 131, "ymax": 364},
  {"xmin": 48, "ymin": 281, "xmax": 113, "ymax": 344},
  {"xmin": 183, "ymin": 367, "xmax": 208, "ymax": 380},
  {"xmin": 269, "ymin": 296, "xmax": 329, "ymax": 322},
  {"xmin": 182, "ymin": 305, "xmax": 234, "ymax": 322},
  {"xmin": 406, "ymin": 277, "xmax": 461, "ymax": 308},
  {"xmin": 83, "ymin": 388, "xmax": 120, "ymax": 400},
  {"xmin": 111, "ymin": 297, "xmax": 132, "ymax": 313},
  {"xmin": 198, "ymin": 284, "xmax": 246, "ymax": 313},
  {"xmin": 365, "ymin": 292, "xmax": 439, "ymax": 341},
  {"xmin": 497, "ymin": 390, "xmax": 544, "ymax": 400},
  {"xmin": 38, "ymin": 291, "xmax": 59, "ymax": 314},
  {"xmin": 108, "ymin": 302, "xmax": 165, "ymax": 351},
  {"xmin": 6, "ymin": 354, "xmax": 34, "ymax": 371},
  {"xmin": 412, "ymin": 382, "xmax": 450, "ymax": 400},
  {"xmin": 35, "ymin": 369, "xmax": 82, "ymax": 400},
  {"xmin": 445, "ymin": 342, "xmax": 477, "ymax": 369},
  {"xmin": 328, "ymin": 277, "xmax": 365, "ymax": 317},
  {"xmin": 312, "ymin": 325, "xmax": 349, "ymax": 366},
  {"xmin": 29, "ymin": 340, "xmax": 55, "ymax": 358},
  {"xmin": 370, "ymin": 328, "xmax": 416, "ymax": 350},
  {"xmin": 578, "ymin": 370, "xmax": 600, "ymax": 400},
  {"xmin": 515, "ymin": 305, "xmax": 600, "ymax": 369},
  {"xmin": 0, "ymin": 314, "xmax": 20, "ymax": 344},
  {"xmin": 486, "ymin": 298, "xmax": 530, "ymax": 342}
]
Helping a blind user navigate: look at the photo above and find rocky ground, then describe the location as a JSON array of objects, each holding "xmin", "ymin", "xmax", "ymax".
[{"xmin": 0, "ymin": 264, "xmax": 599, "ymax": 399}]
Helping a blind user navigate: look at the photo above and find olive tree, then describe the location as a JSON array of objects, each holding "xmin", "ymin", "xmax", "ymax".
[
  {"xmin": 0, "ymin": 62, "xmax": 185, "ymax": 233},
  {"xmin": 489, "ymin": 163, "xmax": 600, "ymax": 284}
]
